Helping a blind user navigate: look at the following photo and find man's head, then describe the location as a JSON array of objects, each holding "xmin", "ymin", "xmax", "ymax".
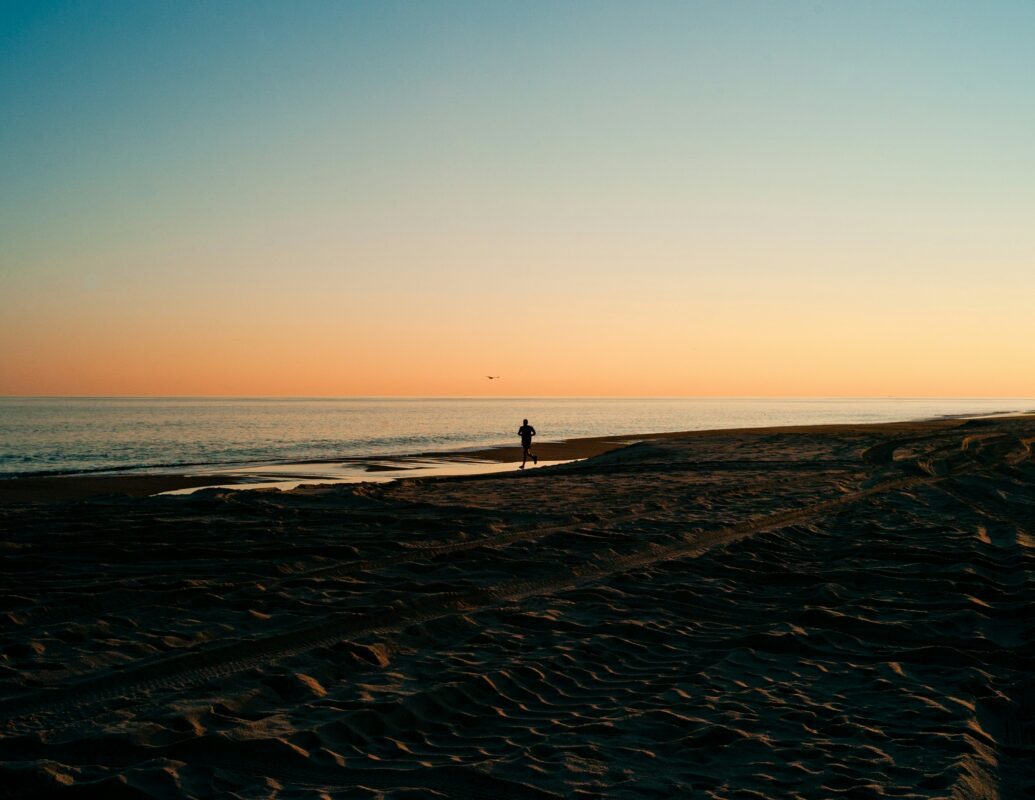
[{"xmin": 523, "ymin": 419, "xmax": 528, "ymax": 425}]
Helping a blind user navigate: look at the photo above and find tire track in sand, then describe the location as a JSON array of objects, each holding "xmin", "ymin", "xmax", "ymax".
[
  {"xmin": 0, "ymin": 462, "xmax": 952, "ymax": 733},
  {"xmin": 11, "ymin": 467, "xmax": 815, "ymax": 632},
  {"xmin": 10, "ymin": 431, "xmax": 1023, "ymax": 733}
]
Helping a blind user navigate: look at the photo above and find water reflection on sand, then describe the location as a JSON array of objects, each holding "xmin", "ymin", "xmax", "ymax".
[{"xmin": 161, "ymin": 457, "xmax": 574, "ymax": 495}]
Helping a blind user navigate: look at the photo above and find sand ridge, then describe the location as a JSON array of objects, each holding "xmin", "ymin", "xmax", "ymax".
[{"xmin": 1, "ymin": 417, "xmax": 1034, "ymax": 797}]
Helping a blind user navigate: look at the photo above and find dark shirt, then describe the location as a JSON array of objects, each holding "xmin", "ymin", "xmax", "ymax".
[{"xmin": 518, "ymin": 424, "xmax": 536, "ymax": 446}]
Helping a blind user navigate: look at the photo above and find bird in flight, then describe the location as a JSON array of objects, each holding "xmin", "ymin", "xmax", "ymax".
[{"xmin": 486, "ymin": 375, "xmax": 500, "ymax": 380}]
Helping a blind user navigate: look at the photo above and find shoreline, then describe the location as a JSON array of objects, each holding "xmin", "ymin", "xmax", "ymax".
[
  {"xmin": 3, "ymin": 413, "xmax": 1031, "ymax": 505},
  {"xmin": 3, "ymin": 412, "xmax": 1033, "ymax": 795}
]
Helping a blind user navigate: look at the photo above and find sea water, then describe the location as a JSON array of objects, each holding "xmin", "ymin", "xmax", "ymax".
[{"xmin": 1, "ymin": 397, "xmax": 1032, "ymax": 478}]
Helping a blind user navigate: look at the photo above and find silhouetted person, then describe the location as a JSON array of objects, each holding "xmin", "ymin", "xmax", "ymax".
[{"xmin": 518, "ymin": 419, "xmax": 537, "ymax": 469}]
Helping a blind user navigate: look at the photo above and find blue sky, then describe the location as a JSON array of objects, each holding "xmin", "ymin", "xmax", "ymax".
[{"xmin": 3, "ymin": 1, "xmax": 1034, "ymax": 395}]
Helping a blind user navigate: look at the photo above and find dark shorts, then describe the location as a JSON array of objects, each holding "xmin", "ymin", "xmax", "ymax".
[{"xmin": 521, "ymin": 440, "xmax": 533, "ymax": 449}]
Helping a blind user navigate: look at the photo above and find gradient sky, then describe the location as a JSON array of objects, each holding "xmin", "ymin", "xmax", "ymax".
[{"xmin": 2, "ymin": 1, "xmax": 1034, "ymax": 396}]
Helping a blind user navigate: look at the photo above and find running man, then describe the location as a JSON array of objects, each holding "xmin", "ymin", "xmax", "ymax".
[{"xmin": 518, "ymin": 418, "xmax": 537, "ymax": 469}]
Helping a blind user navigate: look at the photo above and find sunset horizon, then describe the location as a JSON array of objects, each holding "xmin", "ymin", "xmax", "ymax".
[
  {"xmin": 3, "ymin": 3, "xmax": 1034, "ymax": 798},
  {"xmin": 5, "ymin": 2, "xmax": 1035, "ymax": 398},
  {"xmin": 7, "ymin": 390, "xmax": 1035, "ymax": 398}
]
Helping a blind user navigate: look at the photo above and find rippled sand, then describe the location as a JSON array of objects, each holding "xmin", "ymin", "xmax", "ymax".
[{"xmin": 2, "ymin": 417, "xmax": 1034, "ymax": 798}]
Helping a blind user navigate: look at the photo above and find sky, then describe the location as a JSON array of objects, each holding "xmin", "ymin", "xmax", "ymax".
[{"xmin": 2, "ymin": 0, "xmax": 1034, "ymax": 397}]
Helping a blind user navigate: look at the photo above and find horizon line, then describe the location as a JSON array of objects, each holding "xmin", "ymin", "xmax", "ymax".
[{"xmin": 3, "ymin": 395, "xmax": 1035, "ymax": 401}]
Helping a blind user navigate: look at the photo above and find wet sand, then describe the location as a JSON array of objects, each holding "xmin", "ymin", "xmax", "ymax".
[
  {"xmin": 0, "ymin": 474, "xmax": 250, "ymax": 505},
  {"xmin": 2, "ymin": 416, "xmax": 1034, "ymax": 797},
  {"xmin": 0, "ymin": 431, "xmax": 647, "ymax": 505}
]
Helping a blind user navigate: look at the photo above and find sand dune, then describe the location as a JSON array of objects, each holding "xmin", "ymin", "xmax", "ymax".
[{"xmin": 1, "ymin": 417, "xmax": 1034, "ymax": 797}]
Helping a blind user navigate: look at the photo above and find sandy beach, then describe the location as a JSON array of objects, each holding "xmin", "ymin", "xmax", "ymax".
[
  {"xmin": 2, "ymin": 416, "xmax": 1034, "ymax": 797},
  {"xmin": 0, "ymin": 431, "xmax": 652, "ymax": 505}
]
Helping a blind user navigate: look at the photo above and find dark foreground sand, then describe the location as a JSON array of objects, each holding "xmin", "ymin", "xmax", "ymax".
[{"xmin": 1, "ymin": 417, "xmax": 1034, "ymax": 798}]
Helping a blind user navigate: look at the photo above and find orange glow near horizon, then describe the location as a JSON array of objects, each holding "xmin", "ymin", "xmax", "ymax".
[
  {"xmin": 3, "ymin": 256, "xmax": 1033, "ymax": 397},
  {"xmin": 3, "ymin": 4, "xmax": 1035, "ymax": 397}
]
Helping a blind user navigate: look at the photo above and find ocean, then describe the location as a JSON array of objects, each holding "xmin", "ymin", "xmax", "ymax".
[{"xmin": 2, "ymin": 397, "xmax": 1032, "ymax": 478}]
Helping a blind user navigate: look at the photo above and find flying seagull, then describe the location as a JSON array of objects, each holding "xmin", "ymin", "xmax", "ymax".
[{"xmin": 486, "ymin": 375, "xmax": 500, "ymax": 380}]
